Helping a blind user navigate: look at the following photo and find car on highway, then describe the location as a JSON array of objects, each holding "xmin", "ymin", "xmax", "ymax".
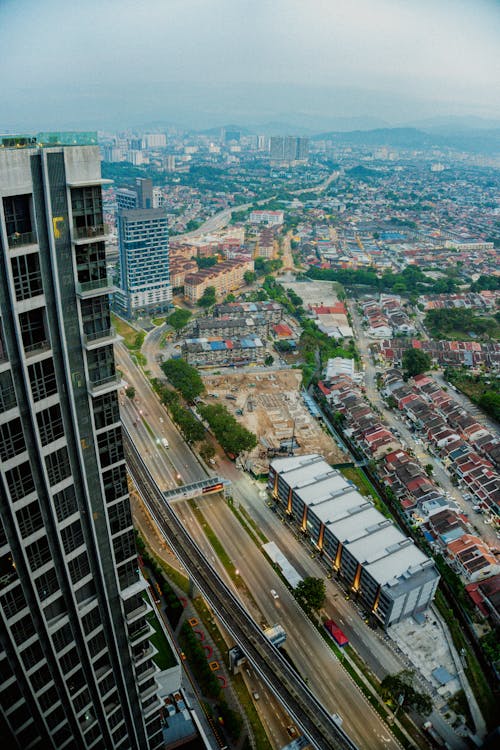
[
  {"xmin": 161, "ymin": 438, "xmax": 169, "ymax": 448},
  {"xmin": 270, "ymin": 589, "xmax": 279, "ymax": 599}
]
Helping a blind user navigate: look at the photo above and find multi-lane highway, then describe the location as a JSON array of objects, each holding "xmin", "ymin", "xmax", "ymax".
[
  {"xmin": 125, "ymin": 429, "xmax": 360, "ymax": 750},
  {"xmin": 118, "ymin": 345, "xmax": 402, "ymax": 750}
]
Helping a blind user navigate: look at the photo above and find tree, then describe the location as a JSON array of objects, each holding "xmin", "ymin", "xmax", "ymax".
[
  {"xmin": 198, "ymin": 403, "xmax": 257, "ymax": 456},
  {"xmin": 224, "ymin": 293, "xmax": 236, "ymax": 303},
  {"xmin": 199, "ymin": 441, "xmax": 216, "ymax": 463},
  {"xmin": 424, "ymin": 463, "xmax": 434, "ymax": 477},
  {"xmin": 294, "ymin": 577, "xmax": 326, "ymax": 612},
  {"xmin": 161, "ymin": 359, "xmax": 204, "ymax": 402},
  {"xmin": 197, "ymin": 286, "xmax": 216, "ymax": 308},
  {"xmin": 264, "ymin": 354, "xmax": 274, "ymax": 366},
  {"xmin": 381, "ymin": 670, "xmax": 432, "ymax": 716},
  {"xmin": 244, "ymin": 270, "xmax": 257, "ymax": 285},
  {"xmin": 167, "ymin": 308, "xmax": 191, "ymax": 331},
  {"xmin": 402, "ymin": 348, "xmax": 431, "ymax": 377},
  {"xmin": 125, "ymin": 386, "xmax": 136, "ymax": 400}
]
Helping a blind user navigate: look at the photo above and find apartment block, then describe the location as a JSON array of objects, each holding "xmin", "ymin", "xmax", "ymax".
[
  {"xmin": 183, "ymin": 258, "xmax": 253, "ymax": 304},
  {"xmin": 0, "ymin": 134, "xmax": 162, "ymax": 749},
  {"xmin": 268, "ymin": 454, "xmax": 439, "ymax": 627}
]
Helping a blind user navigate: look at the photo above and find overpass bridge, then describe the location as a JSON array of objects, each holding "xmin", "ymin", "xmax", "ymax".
[
  {"xmin": 124, "ymin": 427, "xmax": 359, "ymax": 750},
  {"xmin": 163, "ymin": 476, "xmax": 231, "ymax": 503}
]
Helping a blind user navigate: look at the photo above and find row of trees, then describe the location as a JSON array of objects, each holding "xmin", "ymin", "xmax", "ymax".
[
  {"xmin": 151, "ymin": 380, "xmax": 205, "ymax": 444},
  {"xmin": 197, "ymin": 403, "xmax": 257, "ymax": 456},
  {"xmin": 161, "ymin": 358, "xmax": 204, "ymax": 402},
  {"xmin": 306, "ymin": 265, "xmax": 459, "ymax": 296}
]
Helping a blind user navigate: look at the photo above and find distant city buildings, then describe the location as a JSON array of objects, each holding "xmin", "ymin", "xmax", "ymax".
[
  {"xmin": 115, "ymin": 178, "xmax": 171, "ymax": 318},
  {"xmin": 269, "ymin": 136, "xmax": 309, "ymax": 165},
  {"xmin": 249, "ymin": 209, "xmax": 284, "ymax": 226}
]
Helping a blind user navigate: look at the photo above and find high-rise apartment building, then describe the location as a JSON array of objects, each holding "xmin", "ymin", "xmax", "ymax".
[
  {"xmin": 115, "ymin": 180, "xmax": 171, "ymax": 319},
  {"xmin": 0, "ymin": 134, "xmax": 163, "ymax": 749},
  {"xmin": 269, "ymin": 136, "xmax": 309, "ymax": 165}
]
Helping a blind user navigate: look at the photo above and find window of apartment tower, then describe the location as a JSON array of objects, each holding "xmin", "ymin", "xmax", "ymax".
[
  {"xmin": 19, "ymin": 307, "xmax": 49, "ymax": 354},
  {"xmin": 75, "ymin": 241, "xmax": 106, "ymax": 284},
  {"xmin": 11, "ymin": 252, "xmax": 43, "ymax": 301},
  {"xmin": 3, "ymin": 194, "xmax": 35, "ymax": 247},
  {"xmin": 28, "ymin": 357, "xmax": 58, "ymax": 402},
  {"xmin": 71, "ymin": 187, "xmax": 103, "ymax": 236},
  {"xmin": 0, "ymin": 370, "xmax": 17, "ymax": 414}
]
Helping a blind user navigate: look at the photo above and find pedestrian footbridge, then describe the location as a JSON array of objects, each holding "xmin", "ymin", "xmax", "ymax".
[{"xmin": 163, "ymin": 476, "xmax": 231, "ymax": 503}]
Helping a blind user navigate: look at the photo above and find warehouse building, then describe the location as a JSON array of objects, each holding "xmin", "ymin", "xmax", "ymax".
[{"xmin": 268, "ymin": 454, "xmax": 440, "ymax": 627}]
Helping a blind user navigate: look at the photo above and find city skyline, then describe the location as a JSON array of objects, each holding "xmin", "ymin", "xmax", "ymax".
[{"xmin": 1, "ymin": 0, "xmax": 499, "ymax": 131}]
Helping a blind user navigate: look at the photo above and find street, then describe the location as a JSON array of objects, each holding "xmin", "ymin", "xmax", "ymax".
[{"xmin": 118, "ymin": 343, "xmax": 402, "ymax": 749}]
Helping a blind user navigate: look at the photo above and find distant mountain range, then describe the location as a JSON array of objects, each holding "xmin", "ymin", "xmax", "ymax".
[{"xmin": 189, "ymin": 121, "xmax": 500, "ymax": 154}]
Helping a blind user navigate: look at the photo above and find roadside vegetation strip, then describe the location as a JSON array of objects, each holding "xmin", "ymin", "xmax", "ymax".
[
  {"xmin": 112, "ymin": 312, "xmax": 145, "ymax": 350},
  {"xmin": 320, "ymin": 632, "xmax": 416, "ymax": 750},
  {"xmin": 228, "ymin": 500, "xmax": 269, "ymax": 546},
  {"xmin": 193, "ymin": 597, "xmax": 272, "ymax": 750},
  {"xmin": 187, "ymin": 499, "xmax": 259, "ymax": 610},
  {"xmin": 434, "ymin": 591, "xmax": 497, "ymax": 727}
]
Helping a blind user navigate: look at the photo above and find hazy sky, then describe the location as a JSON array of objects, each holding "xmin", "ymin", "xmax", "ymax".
[{"xmin": 1, "ymin": 0, "xmax": 499, "ymax": 131}]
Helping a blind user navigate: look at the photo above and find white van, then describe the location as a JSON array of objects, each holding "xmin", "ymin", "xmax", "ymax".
[{"xmin": 161, "ymin": 438, "xmax": 169, "ymax": 448}]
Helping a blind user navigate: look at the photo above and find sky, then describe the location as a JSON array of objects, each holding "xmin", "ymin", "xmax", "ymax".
[{"xmin": 1, "ymin": 0, "xmax": 499, "ymax": 132}]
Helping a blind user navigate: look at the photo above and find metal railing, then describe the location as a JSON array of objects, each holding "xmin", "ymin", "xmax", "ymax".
[
  {"xmin": 88, "ymin": 372, "xmax": 121, "ymax": 392},
  {"xmin": 73, "ymin": 223, "xmax": 109, "ymax": 240},
  {"xmin": 76, "ymin": 275, "xmax": 114, "ymax": 295},
  {"xmin": 24, "ymin": 340, "xmax": 51, "ymax": 358},
  {"xmin": 8, "ymin": 231, "xmax": 37, "ymax": 248},
  {"xmin": 84, "ymin": 326, "xmax": 116, "ymax": 344}
]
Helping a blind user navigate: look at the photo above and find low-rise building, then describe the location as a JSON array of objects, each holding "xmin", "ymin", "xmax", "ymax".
[
  {"xmin": 249, "ymin": 209, "xmax": 284, "ymax": 226},
  {"xmin": 268, "ymin": 454, "xmax": 439, "ymax": 627},
  {"xmin": 182, "ymin": 334, "xmax": 264, "ymax": 367},
  {"xmin": 184, "ymin": 258, "xmax": 254, "ymax": 304},
  {"xmin": 192, "ymin": 315, "xmax": 268, "ymax": 339},
  {"xmin": 214, "ymin": 300, "xmax": 283, "ymax": 323}
]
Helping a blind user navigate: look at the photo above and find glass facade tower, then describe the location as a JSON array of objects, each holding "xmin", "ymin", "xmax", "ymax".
[{"xmin": 0, "ymin": 140, "xmax": 162, "ymax": 749}]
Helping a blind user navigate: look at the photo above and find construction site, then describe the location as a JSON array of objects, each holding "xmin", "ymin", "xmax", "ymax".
[{"xmin": 201, "ymin": 369, "xmax": 346, "ymax": 475}]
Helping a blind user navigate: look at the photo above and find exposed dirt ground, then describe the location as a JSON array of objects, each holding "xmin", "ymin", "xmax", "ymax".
[{"xmin": 202, "ymin": 369, "xmax": 346, "ymax": 473}]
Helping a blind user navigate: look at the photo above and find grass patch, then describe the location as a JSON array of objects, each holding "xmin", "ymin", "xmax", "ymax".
[
  {"xmin": 188, "ymin": 500, "xmax": 259, "ymax": 611},
  {"xmin": 340, "ymin": 466, "xmax": 392, "ymax": 518},
  {"xmin": 147, "ymin": 609, "xmax": 177, "ymax": 670},
  {"xmin": 228, "ymin": 500, "xmax": 268, "ymax": 546},
  {"xmin": 112, "ymin": 313, "xmax": 145, "ymax": 350},
  {"xmin": 152, "ymin": 317, "xmax": 166, "ymax": 326}
]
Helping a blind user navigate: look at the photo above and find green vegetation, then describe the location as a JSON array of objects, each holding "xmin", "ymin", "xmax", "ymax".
[
  {"xmin": 294, "ymin": 577, "xmax": 326, "ymax": 613},
  {"xmin": 199, "ymin": 441, "xmax": 216, "ymax": 462},
  {"xmin": 151, "ymin": 317, "xmax": 166, "ymax": 326},
  {"xmin": 179, "ymin": 621, "xmax": 221, "ymax": 699},
  {"xmin": 444, "ymin": 369, "xmax": 500, "ymax": 423},
  {"xmin": 243, "ymin": 270, "xmax": 257, "ymax": 285},
  {"xmin": 147, "ymin": 610, "xmax": 177, "ymax": 670},
  {"xmin": 197, "ymin": 285, "xmax": 217, "ymax": 308},
  {"xmin": 125, "ymin": 386, "xmax": 136, "ymax": 399},
  {"xmin": 166, "ymin": 307, "xmax": 192, "ymax": 331},
  {"xmin": 380, "ymin": 670, "xmax": 432, "ymax": 716},
  {"xmin": 198, "ymin": 403, "xmax": 257, "ymax": 456},
  {"xmin": 339, "ymin": 466, "xmax": 392, "ymax": 517},
  {"xmin": 112, "ymin": 313, "xmax": 145, "ymax": 350},
  {"xmin": 254, "ymin": 257, "xmax": 283, "ymax": 277},
  {"xmin": 195, "ymin": 255, "xmax": 218, "ymax": 269},
  {"xmin": 161, "ymin": 358, "xmax": 204, "ymax": 402},
  {"xmin": 151, "ymin": 379, "xmax": 205, "ymax": 443},
  {"xmin": 470, "ymin": 275, "xmax": 500, "ymax": 292},
  {"xmin": 306, "ymin": 265, "xmax": 459, "ymax": 295},
  {"xmin": 262, "ymin": 276, "xmax": 357, "ymax": 384},
  {"xmin": 402, "ymin": 347, "xmax": 431, "ymax": 377},
  {"xmin": 434, "ymin": 590, "xmax": 497, "ymax": 727},
  {"xmin": 424, "ymin": 308, "xmax": 500, "ymax": 341}
]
